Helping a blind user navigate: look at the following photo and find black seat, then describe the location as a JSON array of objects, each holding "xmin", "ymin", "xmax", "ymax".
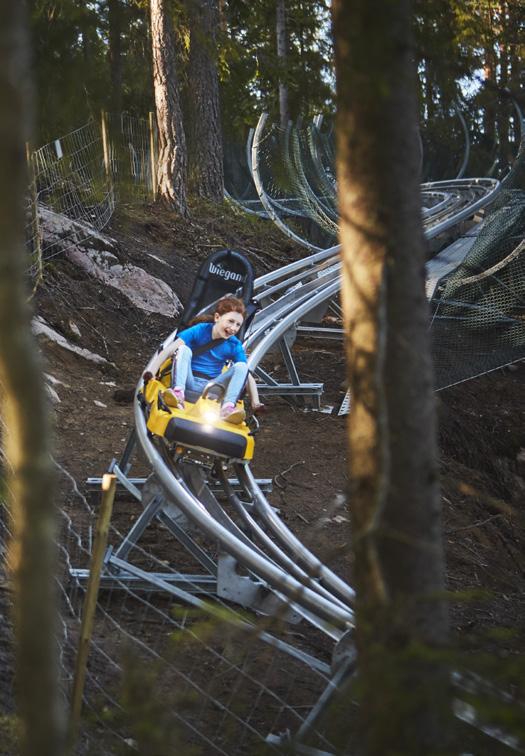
[{"xmin": 179, "ymin": 248, "xmax": 257, "ymax": 335}]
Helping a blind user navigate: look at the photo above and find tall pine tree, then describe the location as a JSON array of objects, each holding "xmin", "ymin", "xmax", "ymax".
[{"xmin": 150, "ymin": 0, "xmax": 188, "ymax": 214}]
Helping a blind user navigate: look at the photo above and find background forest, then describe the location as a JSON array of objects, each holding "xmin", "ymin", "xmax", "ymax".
[{"xmin": 30, "ymin": 0, "xmax": 524, "ymax": 154}]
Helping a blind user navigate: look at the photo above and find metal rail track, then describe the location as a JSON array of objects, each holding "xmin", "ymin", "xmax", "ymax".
[{"xmin": 123, "ymin": 173, "xmax": 501, "ymax": 633}]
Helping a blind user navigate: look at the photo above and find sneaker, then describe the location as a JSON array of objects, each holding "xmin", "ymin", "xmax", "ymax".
[
  {"xmin": 163, "ymin": 387, "xmax": 185, "ymax": 409},
  {"xmin": 220, "ymin": 402, "xmax": 246, "ymax": 425}
]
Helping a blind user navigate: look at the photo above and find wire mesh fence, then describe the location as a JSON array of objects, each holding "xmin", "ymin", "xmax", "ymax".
[
  {"xmin": 252, "ymin": 116, "xmax": 338, "ymax": 250},
  {"xmin": 431, "ymin": 146, "xmax": 525, "ymax": 389},
  {"xmin": 25, "ymin": 113, "xmax": 158, "ymax": 278},
  {"xmin": 107, "ymin": 112, "xmax": 158, "ymax": 201},
  {"xmin": 0, "ymin": 459, "xmax": 321, "ymax": 754}
]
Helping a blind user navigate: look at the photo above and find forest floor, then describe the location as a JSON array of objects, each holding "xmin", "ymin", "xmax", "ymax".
[{"xmin": 4, "ymin": 198, "xmax": 524, "ymax": 752}]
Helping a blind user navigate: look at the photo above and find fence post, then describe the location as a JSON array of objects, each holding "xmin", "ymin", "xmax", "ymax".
[
  {"xmin": 26, "ymin": 142, "xmax": 43, "ymax": 286},
  {"xmin": 101, "ymin": 110, "xmax": 111, "ymax": 181},
  {"xmin": 148, "ymin": 111, "xmax": 157, "ymax": 198},
  {"xmin": 69, "ymin": 474, "xmax": 117, "ymax": 741}
]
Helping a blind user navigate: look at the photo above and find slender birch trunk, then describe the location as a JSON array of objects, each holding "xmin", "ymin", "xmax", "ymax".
[
  {"xmin": 276, "ymin": 0, "xmax": 289, "ymax": 129},
  {"xmin": 108, "ymin": 0, "xmax": 123, "ymax": 115}
]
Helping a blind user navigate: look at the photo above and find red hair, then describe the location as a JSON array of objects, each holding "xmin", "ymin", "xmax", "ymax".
[
  {"xmin": 190, "ymin": 296, "xmax": 246, "ymax": 325},
  {"xmin": 214, "ymin": 296, "xmax": 246, "ymax": 318}
]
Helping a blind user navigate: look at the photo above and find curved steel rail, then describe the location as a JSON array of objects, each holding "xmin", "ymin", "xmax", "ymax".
[
  {"xmin": 134, "ymin": 389, "xmax": 353, "ymax": 632},
  {"xmin": 106, "ymin": 101, "xmax": 525, "ymax": 751},
  {"xmin": 251, "ymin": 113, "xmax": 504, "ymax": 254},
  {"xmin": 251, "ymin": 113, "xmax": 324, "ymax": 252},
  {"xmin": 130, "ymin": 168, "xmax": 501, "ymax": 637}
]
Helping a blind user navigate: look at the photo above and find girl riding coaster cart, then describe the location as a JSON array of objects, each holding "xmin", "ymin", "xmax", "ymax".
[
  {"xmin": 162, "ymin": 295, "xmax": 263, "ymax": 424},
  {"xmin": 142, "ymin": 297, "xmax": 262, "ymax": 462},
  {"xmin": 161, "ymin": 296, "xmax": 248, "ymax": 423},
  {"xmin": 140, "ymin": 250, "xmax": 263, "ymax": 461}
]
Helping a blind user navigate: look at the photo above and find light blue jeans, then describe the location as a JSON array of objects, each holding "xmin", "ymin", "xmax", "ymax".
[{"xmin": 172, "ymin": 344, "xmax": 248, "ymax": 405}]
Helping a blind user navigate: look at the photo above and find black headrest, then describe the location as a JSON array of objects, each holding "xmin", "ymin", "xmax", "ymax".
[{"xmin": 180, "ymin": 249, "xmax": 255, "ymax": 328}]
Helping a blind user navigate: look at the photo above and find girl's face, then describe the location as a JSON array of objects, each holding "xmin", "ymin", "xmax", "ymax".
[{"xmin": 213, "ymin": 310, "xmax": 244, "ymax": 339}]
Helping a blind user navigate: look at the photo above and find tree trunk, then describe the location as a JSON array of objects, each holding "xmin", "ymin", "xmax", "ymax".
[
  {"xmin": 483, "ymin": 4, "xmax": 497, "ymax": 148},
  {"xmin": 0, "ymin": 4, "xmax": 65, "ymax": 756},
  {"xmin": 332, "ymin": 0, "xmax": 451, "ymax": 753},
  {"xmin": 150, "ymin": 0, "xmax": 188, "ymax": 214},
  {"xmin": 108, "ymin": 0, "xmax": 123, "ymax": 114},
  {"xmin": 187, "ymin": 0, "xmax": 224, "ymax": 201},
  {"xmin": 497, "ymin": 1, "xmax": 511, "ymax": 169},
  {"xmin": 276, "ymin": 0, "xmax": 289, "ymax": 129},
  {"xmin": 508, "ymin": 1, "xmax": 523, "ymax": 141},
  {"xmin": 218, "ymin": 0, "xmax": 227, "ymax": 33}
]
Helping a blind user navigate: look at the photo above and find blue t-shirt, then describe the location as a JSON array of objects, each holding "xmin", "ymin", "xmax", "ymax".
[{"xmin": 178, "ymin": 322, "xmax": 247, "ymax": 378}]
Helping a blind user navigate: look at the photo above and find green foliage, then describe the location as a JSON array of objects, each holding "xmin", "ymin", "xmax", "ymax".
[
  {"xmin": 413, "ymin": 0, "xmax": 524, "ymax": 179},
  {"xmin": 28, "ymin": 0, "xmax": 524, "ymax": 163},
  {"xmin": 30, "ymin": 1, "xmax": 109, "ymax": 140},
  {"xmin": 220, "ymin": 0, "xmax": 334, "ymax": 138},
  {"xmin": 29, "ymin": 0, "xmax": 335, "ymax": 146},
  {"xmin": 29, "ymin": 0, "xmax": 153, "ymax": 142}
]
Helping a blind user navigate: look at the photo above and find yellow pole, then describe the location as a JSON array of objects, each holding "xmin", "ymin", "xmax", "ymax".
[{"xmin": 69, "ymin": 474, "xmax": 116, "ymax": 740}]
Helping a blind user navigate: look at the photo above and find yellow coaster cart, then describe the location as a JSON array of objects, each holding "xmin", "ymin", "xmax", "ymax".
[{"xmin": 141, "ymin": 362, "xmax": 255, "ymax": 463}]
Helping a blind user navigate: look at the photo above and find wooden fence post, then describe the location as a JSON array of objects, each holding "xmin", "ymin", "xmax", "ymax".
[
  {"xmin": 69, "ymin": 474, "xmax": 117, "ymax": 741},
  {"xmin": 25, "ymin": 142, "xmax": 42, "ymax": 286},
  {"xmin": 101, "ymin": 110, "xmax": 111, "ymax": 181},
  {"xmin": 148, "ymin": 111, "xmax": 157, "ymax": 198}
]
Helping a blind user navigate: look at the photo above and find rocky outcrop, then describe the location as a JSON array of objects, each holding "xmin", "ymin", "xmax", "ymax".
[
  {"xmin": 32, "ymin": 316, "xmax": 114, "ymax": 366},
  {"xmin": 38, "ymin": 206, "xmax": 182, "ymax": 318}
]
